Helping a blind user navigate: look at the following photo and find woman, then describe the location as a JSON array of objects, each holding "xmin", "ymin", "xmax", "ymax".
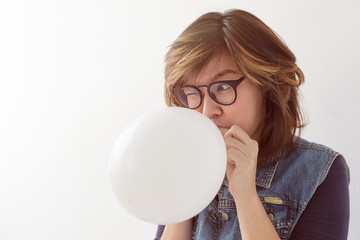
[{"xmin": 155, "ymin": 9, "xmax": 349, "ymax": 240}]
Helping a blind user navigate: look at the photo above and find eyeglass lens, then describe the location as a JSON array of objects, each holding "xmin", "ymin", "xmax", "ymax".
[{"xmin": 176, "ymin": 82, "xmax": 236, "ymax": 109}]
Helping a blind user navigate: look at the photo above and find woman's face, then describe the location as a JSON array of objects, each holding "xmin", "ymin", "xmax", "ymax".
[{"xmin": 187, "ymin": 50, "xmax": 265, "ymax": 140}]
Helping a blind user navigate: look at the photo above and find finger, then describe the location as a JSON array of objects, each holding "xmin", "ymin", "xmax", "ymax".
[
  {"xmin": 226, "ymin": 159, "xmax": 235, "ymax": 176},
  {"xmin": 227, "ymin": 147, "xmax": 255, "ymax": 170},
  {"xmin": 218, "ymin": 127, "xmax": 229, "ymax": 136},
  {"xmin": 224, "ymin": 125, "xmax": 257, "ymax": 147},
  {"xmin": 223, "ymin": 125, "xmax": 251, "ymax": 144},
  {"xmin": 224, "ymin": 136, "xmax": 252, "ymax": 158},
  {"xmin": 226, "ymin": 148, "xmax": 249, "ymax": 176},
  {"xmin": 227, "ymin": 147, "xmax": 247, "ymax": 164}
]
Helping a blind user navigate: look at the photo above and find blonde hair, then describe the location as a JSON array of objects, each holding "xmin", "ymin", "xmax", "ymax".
[{"xmin": 164, "ymin": 9, "xmax": 306, "ymax": 165}]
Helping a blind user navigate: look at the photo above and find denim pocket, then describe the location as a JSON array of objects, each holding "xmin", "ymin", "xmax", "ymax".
[{"xmin": 260, "ymin": 196, "xmax": 297, "ymax": 240}]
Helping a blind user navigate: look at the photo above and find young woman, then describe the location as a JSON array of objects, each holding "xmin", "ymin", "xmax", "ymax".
[{"xmin": 155, "ymin": 9, "xmax": 349, "ymax": 240}]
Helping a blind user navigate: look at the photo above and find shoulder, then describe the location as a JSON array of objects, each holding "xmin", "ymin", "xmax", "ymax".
[
  {"xmin": 294, "ymin": 137, "xmax": 339, "ymax": 157},
  {"xmin": 294, "ymin": 138, "xmax": 349, "ymax": 179},
  {"xmin": 290, "ymin": 154, "xmax": 350, "ymax": 239},
  {"xmin": 278, "ymin": 137, "xmax": 348, "ymax": 184}
]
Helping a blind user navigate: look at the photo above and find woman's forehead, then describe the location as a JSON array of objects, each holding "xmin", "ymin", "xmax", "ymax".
[{"xmin": 186, "ymin": 52, "xmax": 241, "ymax": 85}]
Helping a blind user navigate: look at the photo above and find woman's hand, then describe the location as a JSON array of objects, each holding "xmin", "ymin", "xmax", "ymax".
[
  {"xmin": 219, "ymin": 125, "xmax": 259, "ymax": 199},
  {"xmin": 219, "ymin": 125, "xmax": 280, "ymax": 240}
]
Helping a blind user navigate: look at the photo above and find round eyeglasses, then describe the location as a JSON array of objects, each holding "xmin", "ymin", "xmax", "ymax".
[{"xmin": 174, "ymin": 76, "xmax": 245, "ymax": 109}]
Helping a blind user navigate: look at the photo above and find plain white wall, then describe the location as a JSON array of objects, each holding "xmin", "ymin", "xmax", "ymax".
[{"xmin": 1, "ymin": 0, "xmax": 359, "ymax": 239}]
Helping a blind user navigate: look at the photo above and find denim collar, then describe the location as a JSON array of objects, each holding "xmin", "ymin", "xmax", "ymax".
[{"xmin": 256, "ymin": 151, "xmax": 281, "ymax": 189}]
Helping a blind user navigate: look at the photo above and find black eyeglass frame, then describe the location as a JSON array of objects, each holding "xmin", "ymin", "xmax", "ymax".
[{"xmin": 174, "ymin": 76, "xmax": 246, "ymax": 109}]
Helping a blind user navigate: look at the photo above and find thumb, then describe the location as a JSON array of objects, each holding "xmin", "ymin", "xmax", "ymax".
[{"xmin": 218, "ymin": 127, "xmax": 229, "ymax": 136}]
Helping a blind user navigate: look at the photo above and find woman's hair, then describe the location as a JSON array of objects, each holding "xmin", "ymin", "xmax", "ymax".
[{"xmin": 164, "ymin": 9, "xmax": 306, "ymax": 165}]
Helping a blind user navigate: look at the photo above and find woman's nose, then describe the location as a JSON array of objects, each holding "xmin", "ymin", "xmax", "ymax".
[{"xmin": 197, "ymin": 90, "xmax": 222, "ymax": 119}]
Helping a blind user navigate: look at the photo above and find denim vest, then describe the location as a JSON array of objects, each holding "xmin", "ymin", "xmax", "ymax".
[{"xmin": 191, "ymin": 137, "xmax": 344, "ymax": 240}]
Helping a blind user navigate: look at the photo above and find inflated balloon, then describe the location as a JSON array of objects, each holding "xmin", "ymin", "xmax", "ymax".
[{"xmin": 109, "ymin": 107, "xmax": 226, "ymax": 225}]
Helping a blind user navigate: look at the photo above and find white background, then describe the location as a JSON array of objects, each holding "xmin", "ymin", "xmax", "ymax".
[{"xmin": 1, "ymin": 0, "xmax": 359, "ymax": 239}]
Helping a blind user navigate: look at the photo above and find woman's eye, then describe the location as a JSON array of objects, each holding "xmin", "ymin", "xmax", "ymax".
[
  {"xmin": 185, "ymin": 92, "xmax": 198, "ymax": 97},
  {"xmin": 216, "ymin": 84, "xmax": 231, "ymax": 92}
]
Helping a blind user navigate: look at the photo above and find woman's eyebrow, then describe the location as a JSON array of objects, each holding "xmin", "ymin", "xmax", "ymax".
[{"xmin": 210, "ymin": 69, "xmax": 238, "ymax": 81}]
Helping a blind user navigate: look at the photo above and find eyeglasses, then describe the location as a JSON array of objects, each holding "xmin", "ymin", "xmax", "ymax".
[{"xmin": 174, "ymin": 76, "xmax": 245, "ymax": 109}]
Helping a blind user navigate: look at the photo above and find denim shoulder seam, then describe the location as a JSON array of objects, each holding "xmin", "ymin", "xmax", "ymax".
[
  {"xmin": 319, "ymin": 152, "xmax": 340, "ymax": 185},
  {"xmin": 296, "ymin": 141, "xmax": 337, "ymax": 155}
]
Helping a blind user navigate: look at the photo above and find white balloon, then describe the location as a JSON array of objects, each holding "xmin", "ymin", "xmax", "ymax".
[{"xmin": 109, "ymin": 107, "xmax": 227, "ymax": 225}]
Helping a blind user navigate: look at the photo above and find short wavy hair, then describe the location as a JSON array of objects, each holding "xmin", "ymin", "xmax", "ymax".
[{"xmin": 164, "ymin": 9, "xmax": 306, "ymax": 165}]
